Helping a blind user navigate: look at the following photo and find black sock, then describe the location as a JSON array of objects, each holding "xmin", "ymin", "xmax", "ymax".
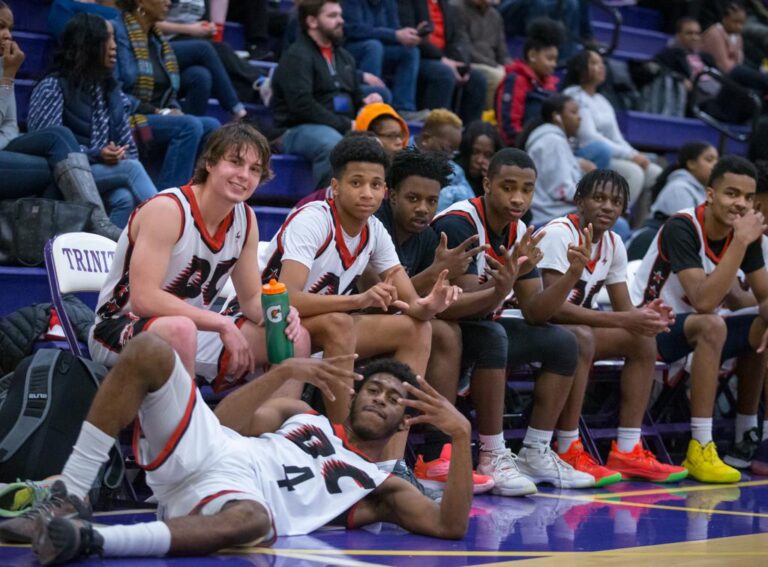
[{"xmin": 421, "ymin": 429, "xmax": 452, "ymax": 462}]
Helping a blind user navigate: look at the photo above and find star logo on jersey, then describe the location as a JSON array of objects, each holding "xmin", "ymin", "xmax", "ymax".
[
  {"xmin": 236, "ymin": 231, "xmax": 242, "ymax": 240},
  {"xmin": 651, "ymin": 270, "xmax": 664, "ymax": 284}
]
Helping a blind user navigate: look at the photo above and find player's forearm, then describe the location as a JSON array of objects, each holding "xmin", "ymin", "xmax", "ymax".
[
  {"xmin": 436, "ymin": 428, "xmax": 473, "ymax": 539},
  {"xmin": 522, "ymin": 272, "xmax": 581, "ymax": 324},
  {"xmin": 288, "ymin": 290, "xmax": 362, "ymax": 317},
  {"xmin": 690, "ymin": 243, "xmax": 747, "ymax": 312},
  {"xmin": 410, "ymin": 268, "xmax": 440, "ymax": 297},
  {"xmin": 131, "ymin": 290, "xmax": 231, "ymax": 333},
  {"xmin": 214, "ymin": 365, "xmax": 290, "ymax": 432},
  {"xmin": 439, "ymin": 288, "xmax": 504, "ymax": 320},
  {"xmin": 238, "ymin": 295, "xmax": 264, "ymax": 325},
  {"xmin": 550, "ymin": 302, "xmax": 622, "ymax": 327}
]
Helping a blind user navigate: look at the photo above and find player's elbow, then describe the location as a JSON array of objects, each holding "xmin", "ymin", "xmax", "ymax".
[{"xmin": 438, "ymin": 519, "xmax": 469, "ymax": 540}]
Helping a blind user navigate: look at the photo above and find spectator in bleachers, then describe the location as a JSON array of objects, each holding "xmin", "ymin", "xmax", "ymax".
[
  {"xmin": 112, "ymin": 0, "xmax": 220, "ymax": 189},
  {"xmin": 495, "ymin": 18, "xmax": 562, "ymax": 148},
  {"xmin": 28, "ymin": 14, "xmax": 157, "ymax": 229},
  {"xmin": 399, "ymin": 0, "xmax": 487, "ymax": 123},
  {"xmin": 456, "ymin": 120, "xmax": 504, "ymax": 198},
  {"xmin": 48, "ymin": 0, "xmax": 119, "ymax": 38},
  {"xmin": 272, "ymin": 0, "xmax": 382, "ymax": 190},
  {"xmin": 563, "ymin": 49, "xmax": 662, "ymax": 217},
  {"xmin": 156, "ymin": 0, "xmax": 268, "ymax": 106},
  {"xmin": 0, "ymin": 1, "xmax": 122, "ymax": 240},
  {"xmin": 341, "ymin": 0, "xmax": 427, "ymax": 121},
  {"xmin": 124, "ymin": 0, "xmax": 246, "ymax": 119},
  {"xmin": 354, "ymin": 102, "xmax": 409, "ymax": 157},
  {"xmin": 627, "ymin": 141, "xmax": 717, "ymax": 260},
  {"xmin": 520, "ymin": 94, "xmax": 595, "ymax": 227},
  {"xmin": 228, "ymin": 0, "xmax": 289, "ymax": 60},
  {"xmin": 701, "ymin": 1, "xmax": 768, "ymax": 97},
  {"xmin": 451, "ymin": 0, "xmax": 510, "ymax": 110}
]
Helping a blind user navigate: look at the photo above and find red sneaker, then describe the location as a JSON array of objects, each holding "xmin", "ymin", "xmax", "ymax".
[
  {"xmin": 606, "ymin": 441, "xmax": 688, "ymax": 482},
  {"xmin": 557, "ymin": 439, "xmax": 622, "ymax": 487},
  {"xmin": 414, "ymin": 444, "xmax": 495, "ymax": 494}
]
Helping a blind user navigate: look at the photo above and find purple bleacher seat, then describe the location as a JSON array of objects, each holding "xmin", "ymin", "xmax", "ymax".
[
  {"xmin": 14, "ymin": 31, "xmax": 54, "ymax": 80},
  {"xmin": 0, "ymin": 267, "xmax": 51, "ymax": 316},
  {"xmin": 252, "ymin": 205, "xmax": 290, "ymax": 241},
  {"xmin": 11, "ymin": 0, "xmax": 51, "ymax": 34},
  {"xmin": 254, "ymin": 154, "xmax": 314, "ymax": 203}
]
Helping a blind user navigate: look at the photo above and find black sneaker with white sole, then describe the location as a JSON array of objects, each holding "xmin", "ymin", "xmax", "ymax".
[{"xmin": 724, "ymin": 427, "xmax": 760, "ymax": 469}]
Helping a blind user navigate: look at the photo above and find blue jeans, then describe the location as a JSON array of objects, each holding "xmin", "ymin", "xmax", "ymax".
[
  {"xmin": 0, "ymin": 126, "xmax": 81, "ymax": 199},
  {"xmin": 417, "ymin": 60, "xmax": 487, "ymax": 123},
  {"xmin": 575, "ymin": 140, "xmax": 612, "ymax": 170},
  {"xmin": 283, "ymin": 123, "xmax": 343, "ymax": 189},
  {"xmin": 345, "ymin": 40, "xmax": 419, "ymax": 112},
  {"xmin": 147, "ymin": 114, "xmax": 220, "ymax": 189},
  {"xmin": 91, "ymin": 159, "xmax": 158, "ymax": 227},
  {"xmin": 172, "ymin": 39, "xmax": 245, "ymax": 117}
]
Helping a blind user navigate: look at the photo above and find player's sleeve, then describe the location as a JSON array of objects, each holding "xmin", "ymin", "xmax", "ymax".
[
  {"xmin": 741, "ymin": 237, "xmax": 766, "ymax": 274},
  {"xmin": 279, "ymin": 207, "xmax": 332, "ymax": 269},
  {"xmin": 535, "ymin": 224, "xmax": 572, "ymax": 275},
  {"xmin": 369, "ymin": 218, "xmax": 403, "ymax": 274},
  {"xmin": 662, "ymin": 216, "xmax": 704, "ymax": 273},
  {"xmin": 432, "ymin": 214, "xmax": 480, "ymax": 275},
  {"xmin": 606, "ymin": 235, "xmax": 628, "ymax": 284}
]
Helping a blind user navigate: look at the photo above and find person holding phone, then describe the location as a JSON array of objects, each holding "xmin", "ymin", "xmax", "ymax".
[{"xmin": 399, "ymin": 0, "xmax": 486, "ymax": 123}]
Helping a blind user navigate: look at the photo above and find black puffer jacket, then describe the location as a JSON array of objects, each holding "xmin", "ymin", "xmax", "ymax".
[{"xmin": 0, "ymin": 296, "xmax": 94, "ymax": 374}]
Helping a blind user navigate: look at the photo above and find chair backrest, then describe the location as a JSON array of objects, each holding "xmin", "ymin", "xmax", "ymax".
[{"xmin": 44, "ymin": 232, "xmax": 117, "ymax": 356}]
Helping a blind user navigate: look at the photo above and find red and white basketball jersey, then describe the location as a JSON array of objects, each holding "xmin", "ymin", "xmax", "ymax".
[
  {"xmin": 630, "ymin": 205, "xmax": 716, "ymax": 312},
  {"xmin": 536, "ymin": 214, "xmax": 627, "ymax": 308},
  {"xmin": 261, "ymin": 199, "xmax": 400, "ymax": 294},
  {"xmin": 432, "ymin": 196, "xmax": 528, "ymax": 283},
  {"xmin": 242, "ymin": 411, "xmax": 389, "ymax": 536},
  {"xmin": 94, "ymin": 184, "xmax": 252, "ymax": 322}
]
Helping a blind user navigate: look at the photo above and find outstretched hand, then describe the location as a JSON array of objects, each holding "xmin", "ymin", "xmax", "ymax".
[
  {"xmin": 415, "ymin": 269, "xmax": 463, "ymax": 314},
  {"xmin": 280, "ymin": 354, "xmax": 361, "ymax": 402},
  {"xmin": 514, "ymin": 226, "xmax": 545, "ymax": 276},
  {"xmin": 567, "ymin": 223, "xmax": 593, "ymax": 276},
  {"xmin": 398, "ymin": 376, "xmax": 471, "ymax": 438},
  {"xmin": 433, "ymin": 232, "xmax": 487, "ymax": 279},
  {"xmin": 357, "ymin": 268, "xmax": 410, "ymax": 312}
]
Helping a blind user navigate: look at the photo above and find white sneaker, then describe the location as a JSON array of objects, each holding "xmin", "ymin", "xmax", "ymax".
[
  {"xmin": 516, "ymin": 445, "xmax": 595, "ymax": 488},
  {"xmin": 477, "ymin": 449, "xmax": 538, "ymax": 496}
]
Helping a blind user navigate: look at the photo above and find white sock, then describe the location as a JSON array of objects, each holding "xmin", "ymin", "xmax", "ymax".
[
  {"xmin": 691, "ymin": 417, "xmax": 713, "ymax": 446},
  {"xmin": 376, "ymin": 459, "xmax": 398, "ymax": 473},
  {"xmin": 763, "ymin": 420, "xmax": 768, "ymax": 441},
  {"xmin": 556, "ymin": 429, "xmax": 579, "ymax": 453},
  {"xmin": 479, "ymin": 433, "xmax": 506, "ymax": 453},
  {"xmin": 735, "ymin": 413, "xmax": 758, "ymax": 441},
  {"xmin": 523, "ymin": 427, "xmax": 553, "ymax": 450},
  {"xmin": 61, "ymin": 421, "xmax": 115, "ymax": 500},
  {"xmin": 95, "ymin": 521, "xmax": 171, "ymax": 557},
  {"xmin": 617, "ymin": 427, "xmax": 642, "ymax": 453}
]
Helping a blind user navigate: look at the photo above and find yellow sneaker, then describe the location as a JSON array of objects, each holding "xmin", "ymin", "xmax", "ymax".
[{"xmin": 682, "ymin": 440, "xmax": 741, "ymax": 483}]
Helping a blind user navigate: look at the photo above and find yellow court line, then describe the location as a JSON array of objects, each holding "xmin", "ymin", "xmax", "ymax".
[
  {"xmin": 587, "ymin": 479, "xmax": 768, "ymax": 500},
  {"xmin": 233, "ymin": 547, "xmax": 389, "ymax": 566}
]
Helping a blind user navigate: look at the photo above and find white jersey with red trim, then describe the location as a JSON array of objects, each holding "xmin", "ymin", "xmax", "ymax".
[
  {"xmin": 236, "ymin": 411, "xmax": 389, "ymax": 536},
  {"xmin": 432, "ymin": 196, "xmax": 528, "ymax": 282},
  {"xmin": 536, "ymin": 214, "xmax": 627, "ymax": 308},
  {"xmin": 630, "ymin": 205, "xmax": 717, "ymax": 313},
  {"xmin": 261, "ymin": 199, "xmax": 400, "ymax": 294},
  {"xmin": 94, "ymin": 184, "xmax": 252, "ymax": 324}
]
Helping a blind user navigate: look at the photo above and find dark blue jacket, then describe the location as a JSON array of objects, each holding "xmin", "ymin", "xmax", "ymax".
[{"xmin": 341, "ymin": 0, "xmax": 400, "ymax": 44}]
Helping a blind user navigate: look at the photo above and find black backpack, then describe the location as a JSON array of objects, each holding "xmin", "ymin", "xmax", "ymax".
[{"xmin": 0, "ymin": 349, "xmax": 122, "ymax": 491}]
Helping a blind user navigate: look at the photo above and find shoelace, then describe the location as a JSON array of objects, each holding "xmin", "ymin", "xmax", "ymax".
[
  {"xmin": 491, "ymin": 450, "xmax": 520, "ymax": 477},
  {"xmin": 542, "ymin": 447, "xmax": 575, "ymax": 487},
  {"xmin": 17, "ymin": 486, "xmax": 64, "ymax": 520}
]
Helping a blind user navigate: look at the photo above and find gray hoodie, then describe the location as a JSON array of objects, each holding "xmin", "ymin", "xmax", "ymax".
[
  {"xmin": 0, "ymin": 60, "xmax": 19, "ymax": 151},
  {"xmin": 650, "ymin": 169, "xmax": 706, "ymax": 219},
  {"xmin": 525, "ymin": 123, "xmax": 583, "ymax": 226}
]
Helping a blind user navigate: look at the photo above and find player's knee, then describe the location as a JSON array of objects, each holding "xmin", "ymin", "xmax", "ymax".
[
  {"xmin": 631, "ymin": 335, "xmax": 658, "ymax": 361},
  {"xmin": 151, "ymin": 316, "xmax": 198, "ymax": 352},
  {"xmin": 221, "ymin": 501, "xmax": 272, "ymax": 546},
  {"xmin": 403, "ymin": 316, "xmax": 432, "ymax": 350},
  {"xmin": 431, "ymin": 320, "xmax": 462, "ymax": 354},
  {"xmin": 315, "ymin": 312, "xmax": 355, "ymax": 351},
  {"xmin": 569, "ymin": 325, "xmax": 595, "ymax": 361},
  {"xmin": 119, "ymin": 333, "xmax": 176, "ymax": 385},
  {"xmin": 693, "ymin": 315, "xmax": 727, "ymax": 348},
  {"xmin": 541, "ymin": 325, "xmax": 579, "ymax": 377}
]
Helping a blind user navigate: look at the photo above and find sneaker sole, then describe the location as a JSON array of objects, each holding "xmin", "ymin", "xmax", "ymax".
[
  {"xmin": 682, "ymin": 460, "xmax": 741, "ymax": 484},
  {"xmin": 607, "ymin": 466, "xmax": 689, "ymax": 483},
  {"xmin": 521, "ymin": 475, "xmax": 595, "ymax": 489},
  {"xmin": 723, "ymin": 455, "xmax": 753, "ymax": 469},
  {"xmin": 490, "ymin": 484, "xmax": 538, "ymax": 497},
  {"xmin": 417, "ymin": 478, "xmax": 495, "ymax": 495},
  {"xmin": 593, "ymin": 472, "xmax": 623, "ymax": 487}
]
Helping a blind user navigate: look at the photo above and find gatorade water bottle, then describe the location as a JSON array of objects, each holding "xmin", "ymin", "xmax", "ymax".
[{"xmin": 262, "ymin": 279, "xmax": 294, "ymax": 364}]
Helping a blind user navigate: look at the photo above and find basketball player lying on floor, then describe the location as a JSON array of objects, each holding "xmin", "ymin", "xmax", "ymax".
[{"xmin": 0, "ymin": 334, "xmax": 474, "ymax": 564}]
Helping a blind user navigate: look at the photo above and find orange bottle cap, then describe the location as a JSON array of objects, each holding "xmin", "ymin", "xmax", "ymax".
[{"xmin": 262, "ymin": 278, "xmax": 287, "ymax": 295}]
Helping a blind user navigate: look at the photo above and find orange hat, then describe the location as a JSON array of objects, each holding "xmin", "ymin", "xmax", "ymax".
[{"xmin": 354, "ymin": 102, "xmax": 410, "ymax": 149}]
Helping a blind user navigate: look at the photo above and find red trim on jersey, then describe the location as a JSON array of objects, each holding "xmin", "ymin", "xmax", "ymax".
[
  {"xmin": 471, "ymin": 197, "xmax": 517, "ymax": 264},
  {"xmin": 329, "ymin": 199, "xmax": 370, "ymax": 270},
  {"xmin": 567, "ymin": 214, "xmax": 604, "ymax": 273},
  {"xmin": 180, "ymin": 184, "xmax": 235, "ymax": 253},
  {"xmin": 332, "ymin": 423, "xmax": 375, "ymax": 463},
  {"xmin": 190, "ymin": 490, "xmax": 246, "ymax": 515},
  {"xmin": 695, "ymin": 203, "xmax": 732, "ymax": 264},
  {"xmin": 212, "ymin": 316, "xmax": 248, "ymax": 393},
  {"xmin": 244, "ymin": 206, "xmax": 255, "ymax": 248},
  {"xmin": 132, "ymin": 373, "xmax": 197, "ymax": 471},
  {"xmin": 143, "ymin": 317, "xmax": 158, "ymax": 331},
  {"xmin": 127, "ymin": 193, "xmax": 185, "ymax": 246}
]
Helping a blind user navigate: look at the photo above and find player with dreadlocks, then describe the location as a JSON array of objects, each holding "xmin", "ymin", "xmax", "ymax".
[{"xmin": 535, "ymin": 169, "xmax": 689, "ymax": 484}]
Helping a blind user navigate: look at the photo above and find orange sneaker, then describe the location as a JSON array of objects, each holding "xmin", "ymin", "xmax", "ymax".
[
  {"xmin": 557, "ymin": 439, "xmax": 622, "ymax": 487},
  {"xmin": 415, "ymin": 444, "xmax": 495, "ymax": 494},
  {"xmin": 606, "ymin": 441, "xmax": 688, "ymax": 482}
]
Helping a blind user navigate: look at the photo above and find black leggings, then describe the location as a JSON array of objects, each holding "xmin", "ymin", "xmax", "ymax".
[{"xmin": 498, "ymin": 317, "xmax": 579, "ymax": 377}]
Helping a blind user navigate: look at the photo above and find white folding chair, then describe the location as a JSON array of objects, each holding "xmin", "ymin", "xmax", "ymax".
[
  {"xmin": 595, "ymin": 258, "xmax": 643, "ymax": 308},
  {"xmin": 44, "ymin": 232, "xmax": 117, "ymax": 357}
]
